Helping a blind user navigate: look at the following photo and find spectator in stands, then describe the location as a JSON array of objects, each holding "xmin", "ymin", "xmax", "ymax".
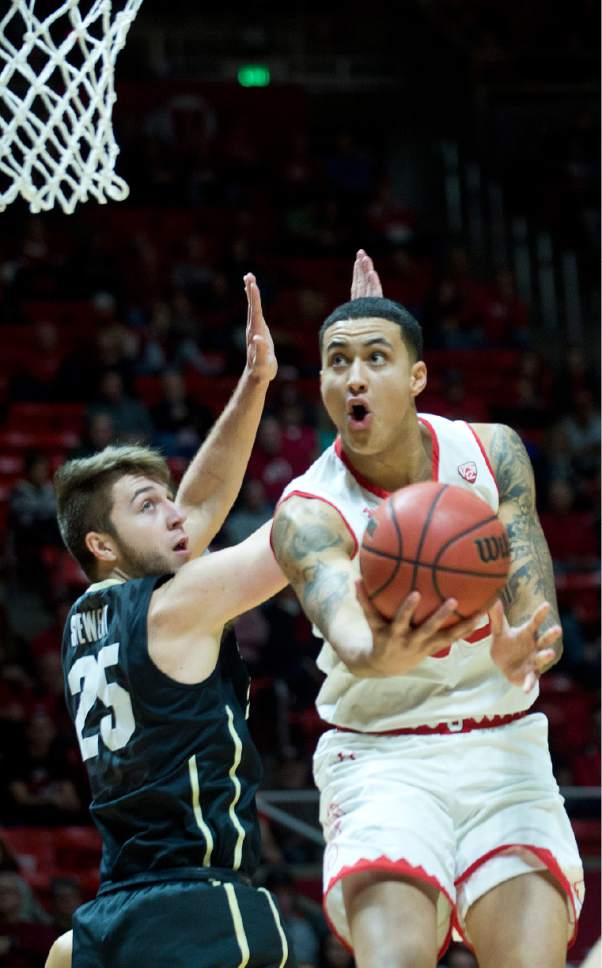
[
  {"xmin": 540, "ymin": 422, "xmax": 575, "ymax": 489},
  {"xmin": 481, "ymin": 266, "xmax": 529, "ymax": 345},
  {"xmin": 6, "ymin": 451, "xmax": 61, "ymax": 596},
  {"xmin": 151, "ymin": 369, "xmax": 212, "ymax": 458},
  {"xmin": 540, "ymin": 479, "xmax": 599, "ymax": 570},
  {"xmin": 425, "ymin": 275, "xmax": 482, "ymax": 350},
  {"xmin": 570, "ymin": 706, "xmax": 601, "ymax": 788},
  {"xmin": 31, "ymin": 649, "xmax": 73, "ymax": 741},
  {"xmin": 264, "ymin": 867, "xmax": 323, "ymax": 968},
  {"xmin": 88, "ymin": 371, "xmax": 153, "ymax": 445},
  {"xmin": 560, "ymin": 387, "xmax": 601, "ymax": 478},
  {"xmin": 0, "ymin": 871, "xmax": 55, "ymax": 968},
  {"xmin": 3, "ymin": 710, "xmax": 84, "ymax": 825},
  {"xmin": 222, "ymin": 479, "xmax": 273, "ymax": 545},
  {"xmin": 439, "ymin": 371, "xmax": 490, "ymax": 423},
  {"xmin": 48, "ymin": 878, "xmax": 82, "ymax": 936},
  {"xmin": 10, "ymin": 321, "xmax": 64, "ymax": 403},
  {"xmin": 135, "ymin": 299, "xmax": 214, "ymax": 376},
  {"xmin": 247, "ymin": 416, "xmax": 295, "ymax": 506},
  {"xmin": 171, "ymin": 235, "xmax": 217, "ymax": 304},
  {"xmin": 69, "ymin": 411, "xmax": 116, "ymax": 459},
  {"xmin": 553, "ymin": 345, "xmax": 600, "ymax": 415},
  {"xmin": 0, "ymin": 651, "xmax": 35, "ymax": 744}
]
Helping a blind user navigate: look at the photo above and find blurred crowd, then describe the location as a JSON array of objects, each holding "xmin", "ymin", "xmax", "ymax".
[{"xmin": 0, "ymin": 22, "xmax": 599, "ymax": 966}]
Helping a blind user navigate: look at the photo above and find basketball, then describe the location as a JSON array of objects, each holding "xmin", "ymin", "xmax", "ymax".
[{"xmin": 360, "ymin": 482, "xmax": 511, "ymax": 626}]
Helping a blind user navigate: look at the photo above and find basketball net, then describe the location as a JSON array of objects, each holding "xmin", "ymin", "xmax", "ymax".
[{"xmin": 0, "ymin": 0, "xmax": 144, "ymax": 214}]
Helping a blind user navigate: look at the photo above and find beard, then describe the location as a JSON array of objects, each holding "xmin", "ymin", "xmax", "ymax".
[{"xmin": 114, "ymin": 536, "xmax": 175, "ymax": 579}]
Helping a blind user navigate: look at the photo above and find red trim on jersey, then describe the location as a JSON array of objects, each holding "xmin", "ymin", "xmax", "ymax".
[
  {"xmin": 323, "ymin": 855, "xmax": 454, "ymax": 960},
  {"xmin": 453, "ymin": 843, "xmax": 579, "ymax": 951},
  {"xmin": 463, "ymin": 619, "xmax": 491, "ymax": 644},
  {"xmin": 334, "ymin": 709, "xmax": 528, "ymax": 737},
  {"xmin": 272, "ymin": 489, "xmax": 359, "ymax": 558},
  {"xmin": 431, "ymin": 619, "xmax": 492, "ymax": 658},
  {"xmin": 465, "ymin": 423, "xmax": 498, "ymax": 488},
  {"xmin": 417, "ymin": 416, "xmax": 440, "ymax": 480},
  {"xmin": 334, "ymin": 416, "xmax": 440, "ymax": 494},
  {"xmin": 334, "ymin": 437, "xmax": 390, "ymax": 498}
]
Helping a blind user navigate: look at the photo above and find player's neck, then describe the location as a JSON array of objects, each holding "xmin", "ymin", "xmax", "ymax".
[{"xmin": 343, "ymin": 417, "xmax": 432, "ymax": 492}]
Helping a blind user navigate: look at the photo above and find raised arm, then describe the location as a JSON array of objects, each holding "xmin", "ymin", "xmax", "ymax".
[
  {"xmin": 148, "ymin": 521, "xmax": 287, "ymax": 682},
  {"xmin": 476, "ymin": 422, "xmax": 562, "ymax": 690},
  {"xmin": 271, "ymin": 496, "xmax": 481, "ymax": 677},
  {"xmin": 175, "ymin": 274, "xmax": 276, "ymax": 557}
]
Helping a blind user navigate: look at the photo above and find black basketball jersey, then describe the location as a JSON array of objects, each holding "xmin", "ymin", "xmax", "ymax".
[{"xmin": 62, "ymin": 577, "xmax": 262, "ymax": 885}]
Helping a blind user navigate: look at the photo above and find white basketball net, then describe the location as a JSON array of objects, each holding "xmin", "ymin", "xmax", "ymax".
[{"xmin": 0, "ymin": 0, "xmax": 144, "ymax": 214}]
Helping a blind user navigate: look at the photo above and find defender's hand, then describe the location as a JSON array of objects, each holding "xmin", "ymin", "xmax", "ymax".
[
  {"xmin": 354, "ymin": 581, "xmax": 482, "ymax": 677},
  {"xmin": 244, "ymin": 273, "xmax": 277, "ymax": 383},
  {"xmin": 351, "ymin": 248, "xmax": 383, "ymax": 300},
  {"xmin": 488, "ymin": 599, "xmax": 560, "ymax": 693}
]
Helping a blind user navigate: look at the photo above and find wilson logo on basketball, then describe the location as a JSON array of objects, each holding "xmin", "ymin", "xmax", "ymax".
[
  {"xmin": 474, "ymin": 534, "xmax": 511, "ymax": 564},
  {"xmin": 365, "ymin": 516, "xmax": 378, "ymax": 536},
  {"xmin": 458, "ymin": 461, "xmax": 477, "ymax": 483}
]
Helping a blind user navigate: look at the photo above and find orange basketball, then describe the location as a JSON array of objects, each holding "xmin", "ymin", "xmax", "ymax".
[{"xmin": 360, "ymin": 481, "xmax": 510, "ymax": 626}]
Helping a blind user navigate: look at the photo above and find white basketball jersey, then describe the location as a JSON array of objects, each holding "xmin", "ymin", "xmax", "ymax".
[{"xmin": 278, "ymin": 413, "xmax": 537, "ymax": 731}]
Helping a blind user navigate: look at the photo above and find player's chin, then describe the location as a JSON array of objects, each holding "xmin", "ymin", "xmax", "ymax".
[
  {"xmin": 343, "ymin": 425, "xmax": 379, "ymax": 453},
  {"xmin": 172, "ymin": 548, "xmax": 191, "ymax": 569}
]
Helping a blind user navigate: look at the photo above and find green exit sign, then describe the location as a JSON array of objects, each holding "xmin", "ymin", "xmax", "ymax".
[{"xmin": 237, "ymin": 64, "xmax": 271, "ymax": 87}]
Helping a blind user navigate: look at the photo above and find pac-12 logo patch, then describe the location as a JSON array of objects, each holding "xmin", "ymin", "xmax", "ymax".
[{"xmin": 458, "ymin": 460, "xmax": 477, "ymax": 483}]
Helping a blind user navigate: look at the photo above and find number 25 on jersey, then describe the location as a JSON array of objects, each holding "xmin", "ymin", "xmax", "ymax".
[{"xmin": 68, "ymin": 643, "xmax": 135, "ymax": 760}]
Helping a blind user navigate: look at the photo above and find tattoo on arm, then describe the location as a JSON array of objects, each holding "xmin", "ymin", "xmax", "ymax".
[
  {"xmin": 302, "ymin": 560, "xmax": 352, "ymax": 632},
  {"xmin": 272, "ymin": 501, "xmax": 354, "ymax": 636},
  {"xmin": 489, "ymin": 424, "xmax": 560, "ymax": 636}
]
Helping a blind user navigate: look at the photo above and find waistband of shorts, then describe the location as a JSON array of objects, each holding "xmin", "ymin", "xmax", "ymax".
[
  {"xmin": 98, "ymin": 866, "xmax": 252, "ymax": 895},
  {"xmin": 335, "ymin": 709, "xmax": 529, "ymax": 736}
]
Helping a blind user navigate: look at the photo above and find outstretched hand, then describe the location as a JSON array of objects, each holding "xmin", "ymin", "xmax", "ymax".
[
  {"xmin": 488, "ymin": 599, "xmax": 560, "ymax": 693},
  {"xmin": 351, "ymin": 249, "xmax": 383, "ymax": 300},
  {"xmin": 354, "ymin": 580, "xmax": 483, "ymax": 677},
  {"xmin": 244, "ymin": 273, "xmax": 277, "ymax": 384}
]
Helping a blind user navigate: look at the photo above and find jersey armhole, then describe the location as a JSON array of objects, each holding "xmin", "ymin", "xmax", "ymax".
[{"xmin": 271, "ymin": 490, "xmax": 360, "ymax": 558}]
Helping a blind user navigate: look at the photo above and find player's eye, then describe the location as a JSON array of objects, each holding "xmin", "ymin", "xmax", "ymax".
[
  {"xmin": 140, "ymin": 499, "xmax": 154, "ymax": 512},
  {"xmin": 369, "ymin": 350, "xmax": 386, "ymax": 364},
  {"xmin": 330, "ymin": 353, "xmax": 347, "ymax": 366}
]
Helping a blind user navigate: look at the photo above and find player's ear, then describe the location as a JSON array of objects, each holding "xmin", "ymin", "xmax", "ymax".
[
  {"xmin": 85, "ymin": 531, "xmax": 118, "ymax": 564},
  {"xmin": 410, "ymin": 361, "xmax": 427, "ymax": 398}
]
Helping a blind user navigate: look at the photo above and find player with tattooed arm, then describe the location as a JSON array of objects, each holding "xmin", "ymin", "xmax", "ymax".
[{"xmin": 271, "ymin": 251, "xmax": 583, "ymax": 968}]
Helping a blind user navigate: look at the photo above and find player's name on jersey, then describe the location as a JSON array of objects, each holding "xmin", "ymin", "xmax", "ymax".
[{"xmin": 70, "ymin": 606, "xmax": 109, "ymax": 647}]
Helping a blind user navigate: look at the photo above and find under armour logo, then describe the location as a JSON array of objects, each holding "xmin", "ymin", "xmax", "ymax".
[{"xmin": 458, "ymin": 461, "xmax": 477, "ymax": 483}]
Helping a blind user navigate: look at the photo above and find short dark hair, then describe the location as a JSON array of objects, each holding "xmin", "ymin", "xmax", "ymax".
[
  {"xmin": 319, "ymin": 296, "xmax": 423, "ymax": 361},
  {"xmin": 54, "ymin": 445, "xmax": 171, "ymax": 580}
]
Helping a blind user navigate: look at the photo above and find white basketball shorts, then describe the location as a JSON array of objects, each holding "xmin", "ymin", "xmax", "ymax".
[{"xmin": 313, "ymin": 712, "xmax": 584, "ymax": 959}]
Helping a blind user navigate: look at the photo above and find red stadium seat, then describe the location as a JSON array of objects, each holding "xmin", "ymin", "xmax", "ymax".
[
  {"xmin": 134, "ymin": 375, "xmax": 163, "ymax": 407},
  {"xmin": 0, "ymin": 827, "xmax": 56, "ymax": 877},
  {"xmin": 7, "ymin": 402, "xmax": 85, "ymax": 436},
  {"xmin": 53, "ymin": 827, "xmax": 102, "ymax": 873},
  {"xmin": 0, "ymin": 430, "xmax": 77, "ymax": 453},
  {"xmin": 40, "ymin": 546, "xmax": 88, "ymax": 594}
]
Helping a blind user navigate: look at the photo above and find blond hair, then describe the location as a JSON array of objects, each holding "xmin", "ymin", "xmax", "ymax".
[{"xmin": 54, "ymin": 445, "xmax": 171, "ymax": 579}]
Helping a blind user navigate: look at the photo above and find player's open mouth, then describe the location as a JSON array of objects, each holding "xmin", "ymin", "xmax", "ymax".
[
  {"xmin": 173, "ymin": 537, "xmax": 188, "ymax": 554},
  {"xmin": 347, "ymin": 401, "xmax": 372, "ymax": 430}
]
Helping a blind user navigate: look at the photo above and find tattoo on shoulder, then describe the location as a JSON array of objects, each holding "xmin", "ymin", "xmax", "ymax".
[
  {"xmin": 272, "ymin": 502, "xmax": 344, "ymax": 565},
  {"xmin": 271, "ymin": 500, "xmax": 351, "ymax": 634},
  {"xmin": 489, "ymin": 424, "xmax": 534, "ymax": 509},
  {"xmin": 489, "ymin": 425, "xmax": 560, "ymax": 634}
]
